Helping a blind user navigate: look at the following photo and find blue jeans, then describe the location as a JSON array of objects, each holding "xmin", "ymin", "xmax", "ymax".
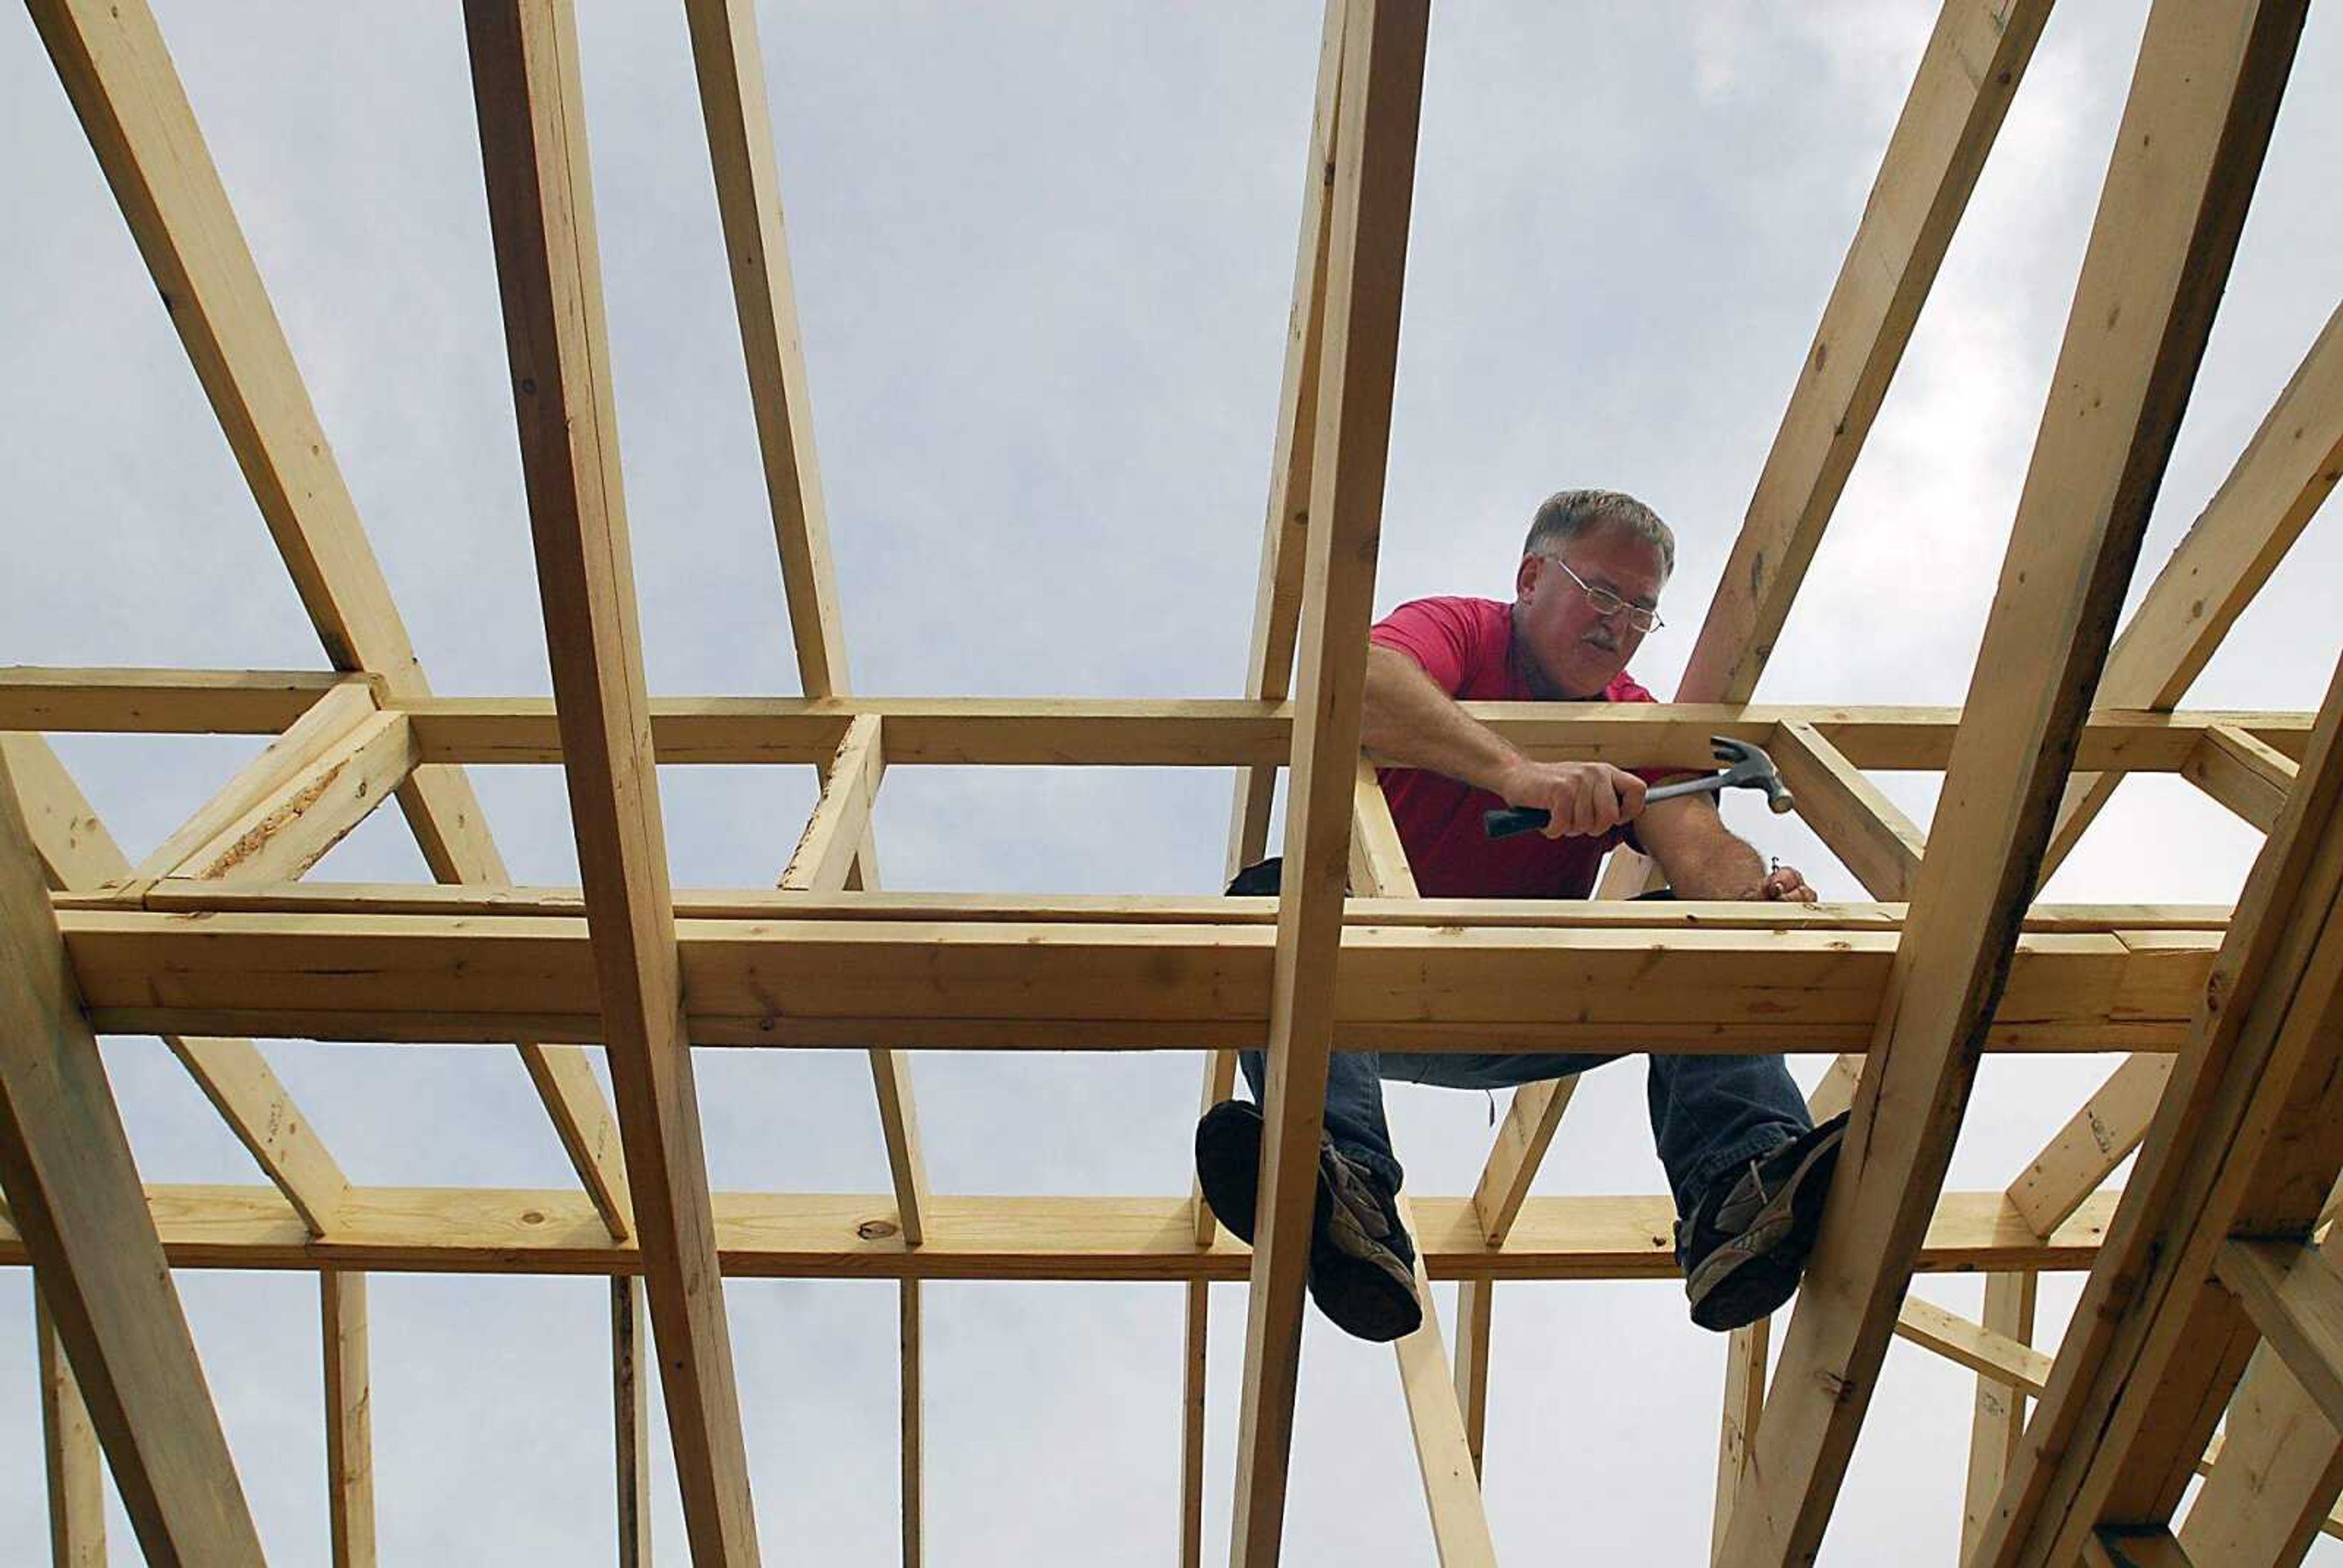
[{"xmin": 1229, "ymin": 861, "xmax": 1812, "ymax": 1221}]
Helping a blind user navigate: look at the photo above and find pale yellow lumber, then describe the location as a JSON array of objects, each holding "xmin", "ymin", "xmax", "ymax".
[
  {"xmin": 136, "ymin": 682, "xmax": 380, "ymax": 878},
  {"xmin": 2215, "ymin": 1242, "xmax": 2343, "ymax": 1437},
  {"xmin": 0, "ymin": 1182, "xmax": 2120, "ymax": 1281},
  {"xmin": 2181, "ymin": 1340, "xmax": 2343, "ymax": 1560},
  {"xmin": 322, "ymin": 1271, "xmax": 375, "ymax": 1568},
  {"xmin": 2182, "ymin": 724, "xmax": 2298, "ymax": 833},
  {"xmin": 680, "ymin": 0, "xmax": 851, "ymax": 699},
  {"xmin": 1452, "ymin": 1279, "xmax": 1493, "ymax": 1481},
  {"xmin": 612, "ymin": 1277, "xmax": 652, "ymax": 1568},
  {"xmin": 1711, "ymin": 1315, "xmax": 1768, "ymax": 1566},
  {"xmin": 1390, "ymin": 1198, "xmax": 1498, "ymax": 1567},
  {"xmin": 2043, "ymin": 295, "xmax": 2343, "ymax": 876},
  {"xmin": 1350, "ymin": 755, "xmax": 1416, "ymax": 897},
  {"xmin": 900, "ymin": 1278, "xmax": 923, "ymax": 1568},
  {"xmin": 1231, "ymin": 7, "xmax": 1427, "ymax": 1556},
  {"xmin": 172, "ymin": 713, "xmax": 417, "ymax": 885},
  {"xmin": 2, "ymin": 732, "xmax": 350, "ymax": 1234},
  {"xmin": 463, "ymin": 1, "xmax": 760, "ymax": 1555},
  {"xmin": 1771, "ymin": 719, "xmax": 1926, "ymax": 901},
  {"xmin": 0, "ymin": 667, "xmax": 344, "ymax": 734},
  {"xmin": 1719, "ymin": 2, "xmax": 2300, "ymax": 1553},
  {"xmin": 2009, "ymin": 1053, "xmax": 2175, "ymax": 1235},
  {"xmin": 0, "ymin": 686, "xmax": 264, "ymax": 1561},
  {"xmin": 1179, "ymin": 1280, "xmax": 1211, "ymax": 1568},
  {"xmin": 1964, "ymin": 1271, "xmax": 2042, "ymax": 1564},
  {"xmin": 37, "ymin": 1290, "xmax": 106, "ymax": 1568},
  {"xmin": 2084, "ymin": 1528, "xmax": 2195, "ymax": 1568}
]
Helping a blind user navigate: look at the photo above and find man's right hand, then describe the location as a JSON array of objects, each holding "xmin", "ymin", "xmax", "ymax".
[{"xmin": 1495, "ymin": 760, "xmax": 1648, "ymax": 839}]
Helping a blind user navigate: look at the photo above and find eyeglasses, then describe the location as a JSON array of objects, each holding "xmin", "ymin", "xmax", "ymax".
[{"xmin": 1538, "ymin": 554, "xmax": 1665, "ymax": 634}]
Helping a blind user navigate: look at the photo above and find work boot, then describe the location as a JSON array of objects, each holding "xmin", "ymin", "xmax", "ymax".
[
  {"xmin": 1194, "ymin": 1099, "xmax": 1422, "ymax": 1342},
  {"xmin": 1676, "ymin": 1110, "xmax": 1850, "ymax": 1332}
]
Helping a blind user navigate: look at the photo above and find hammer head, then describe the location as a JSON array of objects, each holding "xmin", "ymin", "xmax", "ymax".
[{"xmin": 1709, "ymin": 735, "xmax": 1796, "ymax": 815}]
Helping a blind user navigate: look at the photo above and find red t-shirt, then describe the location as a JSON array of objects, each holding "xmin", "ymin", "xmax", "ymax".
[{"xmin": 1369, "ymin": 595, "xmax": 1664, "ymax": 899}]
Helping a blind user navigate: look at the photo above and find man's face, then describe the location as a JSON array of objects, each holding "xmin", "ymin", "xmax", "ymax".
[{"xmin": 1512, "ymin": 524, "xmax": 1668, "ymax": 698}]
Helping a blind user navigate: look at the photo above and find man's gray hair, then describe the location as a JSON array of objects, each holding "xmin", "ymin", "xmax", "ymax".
[{"xmin": 1522, "ymin": 489, "xmax": 1675, "ymax": 577}]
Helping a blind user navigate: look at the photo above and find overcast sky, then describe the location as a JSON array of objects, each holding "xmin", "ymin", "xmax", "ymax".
[{"xmin": 4, "ymin": 2, "xmax": 2342, "ymax": 1563}]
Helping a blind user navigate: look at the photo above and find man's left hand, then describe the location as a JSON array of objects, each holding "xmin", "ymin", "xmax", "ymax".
[{"xmin": 1762, "ymin": 863, "xmax": 1816, "ymax": 903}]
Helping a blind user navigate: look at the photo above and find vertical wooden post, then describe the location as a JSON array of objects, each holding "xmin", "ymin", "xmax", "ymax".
[
  {"xmin": 37, "ymin": 1289, "xmax": 106, "ymax": 1568},
  {"xmin": 323, "ymin": 1270, "xmax": 376, "ymax": 1567}
]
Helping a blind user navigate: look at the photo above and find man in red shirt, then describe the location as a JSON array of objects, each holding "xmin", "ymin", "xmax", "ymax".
[{"xmin": 1197, "ymin": 489, "xmax": 1848, "ymax": 1342}]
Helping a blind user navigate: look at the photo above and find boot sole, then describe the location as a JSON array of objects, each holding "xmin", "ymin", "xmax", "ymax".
[{"xmin": 1685, "ymin": 1117, "xmax": 1848, "ymax": 1332}]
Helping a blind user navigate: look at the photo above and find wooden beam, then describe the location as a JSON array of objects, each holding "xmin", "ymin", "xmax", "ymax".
[
  {"xmin": 323, "ymin": 1270, "xmax": 376, "ymax": 1568},
  {"xmin": 1678, "ymin": 0, "xmax": 2053, "ymax": 705},
  {"xmin": 0, "ymin": 666, "xmax": 347, "ymax": 735},
  {"xmin": 136, "ymin": 682, "xmax": 381, "ymax": 878},
  {"xmin": 1771, "ymin": 720, "xmax": 1926, "ymax": 901},
  {"xmin": 0, "ymin": 689, "xmax": 265, "ymax": 1562},
  {"xmin": 2215, "ymin": 1242, "xmax": 2343, "ymax": 1437},
  {"xmin": 36, "ymin": 1290, "xmax": 106, "ymax": 1568},
  {"xmin": 1963, "ymin": 1271, "xmax": 2040, "ymax": 1565},
  {"xmin": 680, "ymin": 0, "xmax": 851, "ymax": 699},
  {"xmin": 1712, "ymin": 1315, "xmax": 1768, "ymax": 1565},
  {"xmin": 2043, "ymin": 295, "xmax": 2343, "ymax": 876},
  {"xmin": 780, "ymin": 714, "xmax": 883, "ymax": 894},
  {"xmin": 1390, "ymin": 1198, "xmax": 1498, "ymax": 1567},
  {"xmin": 611, "ymin": 1276, "xmax": 653, "ymax": 1568},
  {"xmin": 899, "ymin": 1279, "xmax": 923, "ymax": 1568},
  {"xmin": 1894, "ymin": 1292, "xmax": 2053, "ymax": 1395},
  {"xmin": 1719, "ymin": 0, "xmax": 2301, "ymax": 1553},
  {"xmin": 23, "ymin": 0, "xmax": 636, "ymax": 1245},
  {"xmin": 53, "ymin": 905, "xmax": 2225, "ymax": 1054},
  {"xmin": 2084, "ymin": 1528, "xmax": 2196, "ymax": 1568},
  {"xmin": 1223, "ymin": 0, "xmax": 1348, "ymax": 877},
  {"xmin": 1, "ymin": 732, "xmax": 350, "ymax": 1234},
  {"xmin": 0, "ymin": 1182, "xmax": 2121, "ymax": 1281},
  {"xmin": 2181, "ymin": 723, "xmax": 2297, "ymax": 833},
  {"xmin": 463, "ymin": 2, "xmax": 760, "ymax": 1557},
  {"xmin": 1976, "ymin": 526, "xmax": 2342, "ymax": 1568},
  {"xmin": 1451, "ymin": 1279, "xmax": 1494, "ymax": 1482},
  {"xmin": 2009, "ymin": 1052, "xmax": 2175, "ymax": 1235},
  {"xmin": 2180, "ymin": 1338, "xmax": 2343, "ymax": 1561},
  {"xmin": 168, "ymin": 713, "xmax": 417, "ymax": 885},
  {"xmin": 1231, "ymin": 6, "xmax": 1425, "ymax": 1555},
  {"xmin": 1179, "ymin": 1280, "xmax": 1211, "ymax": 1568}
]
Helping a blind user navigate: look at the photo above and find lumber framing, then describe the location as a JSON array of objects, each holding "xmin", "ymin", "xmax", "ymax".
[
  {"xmin": 0, "ymin": 690, "xmax": 266, "ymax": 1562},
  {"xmin": 1972, "ymin": 608, "xmax": 2341, "ymax": 1564},
  {"xmin": 0, "ymin": 1183, "xmax": 2120, "ymax": 1281},
  {"xmin": 35, "ymin": 1290, "xmax": 105, "ymax": 1568},
  {"xmin": 1717, "ymin": 0, "xmax": 2302, "ymax": 1556},
  {"xmin": 7, "ymin": 0, "xmax": 2338, "ymax": 1557},
  {"xmin": 462, "ymin": 0, "xmax": 760, "ymax": 1557},
  {"xmin": 1229, "ymin": 5, "xmax": 1426, "ymax": 1560},
  {"xmin": 28, "ymin": 0, "xmax": 635, "ymax": 1246}
]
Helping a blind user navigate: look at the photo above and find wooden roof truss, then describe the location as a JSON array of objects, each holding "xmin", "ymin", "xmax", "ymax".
[{"xmin": 4, "ymin": 0, "xmax": 2341, "ymax": 1562}]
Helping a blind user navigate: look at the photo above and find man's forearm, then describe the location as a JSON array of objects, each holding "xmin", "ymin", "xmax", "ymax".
[
  {"xmin": 1642, "ymin": 799, "xmax": 1770, "ymax": 900},
  {"xmin": 1359, "ymin": 644, "xmax": 1522, "ymax": 793}
]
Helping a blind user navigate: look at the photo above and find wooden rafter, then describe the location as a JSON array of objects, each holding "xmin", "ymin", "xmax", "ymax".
[
  {"xmin": 0, "ymin": 707, "xmax": 265, "ymax": 1562},
  {"xmin": 1717, "ymin": 0, "xmax": 2302, "ymax": 1554},
  {"xmin": 1, "ymin": 732, "xmax": 351, "ymax": 1235},
  {"xmin": 1973, "ymin": 597, "xmax": 2342, "ymax": 1564},
  {"xmin": 24, "ymin": 0, "xmax": 639, "ymax": 1245},
  {"xmin": 462, "ymin": 1, "xmax": 761, "ymax": 1557},
  {"xmin": 1229, "ymin": 5, "xmax": 1427, "ymax": 1558}
]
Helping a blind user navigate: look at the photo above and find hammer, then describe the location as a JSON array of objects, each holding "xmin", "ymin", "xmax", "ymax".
[{"xmin": 1482, "ymin": 735, "xmax": 1796, "ymax": 840}]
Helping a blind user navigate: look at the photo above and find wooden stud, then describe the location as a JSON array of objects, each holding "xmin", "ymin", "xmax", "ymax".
[
  {"xmin": 1976, "ymin": 586, "xmax": 2342, "ymax": 1563},
  {"xmin": 1963, "ymin": 1271, "xmax": 2041, "ymax": 1565},
  {"xmin": 323, "ymin": 1270, "xmax": 376, "ymax": 1568},
  {"xmin": 2181, "ymin": 723, "xmax": 2298, "ymax": 833},
  {"xmin": 900, "ymin": 1279, "xmax": 923, "ymax": 1568},
  {"xmin": 2043, "ymin": 297, "xmax": 2343, "ymax": 876},
  {"xmin": 1230, "ymin": 6, "xmax": 1427, "ymax": 1553},
  {"xmin": 36, "ymin": 1289, "xmax": 106, "ymax": 1568},
  {"xmin": 1451, "ymin": 1280, "xmax": 1493, "ymax": 1482},
  {"xmin": 1389, "ymin": 1198, "xmax": 1498, "ymax": 1567},
  {"xmin": 1718, "ymin": 0, "xmax": 2301, "ymax": 1551},
  {"xmin": 2180, "ymin": 1339, "xmax": 2343, "ymax": 1561},
  {"xmin": 780, "ymin": 715, "xmax": 884, "ymax": 894},
  {"xmin": 2214, "ymin": 1242, "xmax": 2343, "ymax": 1436},
  {"xmin": 464, "ymin": 2, "xmax": 761, "ymax": 1556},
  {"xmin": 2008, "ymin": 1053, "xmax": 2175, "ymax": 1235},
  {"xmin": 171, "ymin": 713, "xmax": 418, "ymax": 885},
  {"xmin": 1771, "ymin": 720, "xmax": 1926, "ymax": 901},
  {"xmin": 680, "ymin": 0, "xmax": 851, "ymax": 699},
  {"xmin": 1677, "ymin": 0, "xmax": 2054, "ymax": 707},
  {"xmin": 1711, "ymin": 1315, "xmax": 1768, "ymax": 1565},
  {"xmin": 612, "ymin": 1276, "xmax": 653, "ymax": 1568},
  {"xmin": 1179, "ymin": 1280, "xmax": 1210, "ymax": 1568},
  {"xmin": 137, "ymin": 682, "xmax": 381, "ymax": 879},
  {"xmin": 0, "ymin": 689, "xmax": 265, "ymax": 1562},
  {"xmin": 2, "ymin": 733, "xmax": 352, "ymax": 1234}
]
